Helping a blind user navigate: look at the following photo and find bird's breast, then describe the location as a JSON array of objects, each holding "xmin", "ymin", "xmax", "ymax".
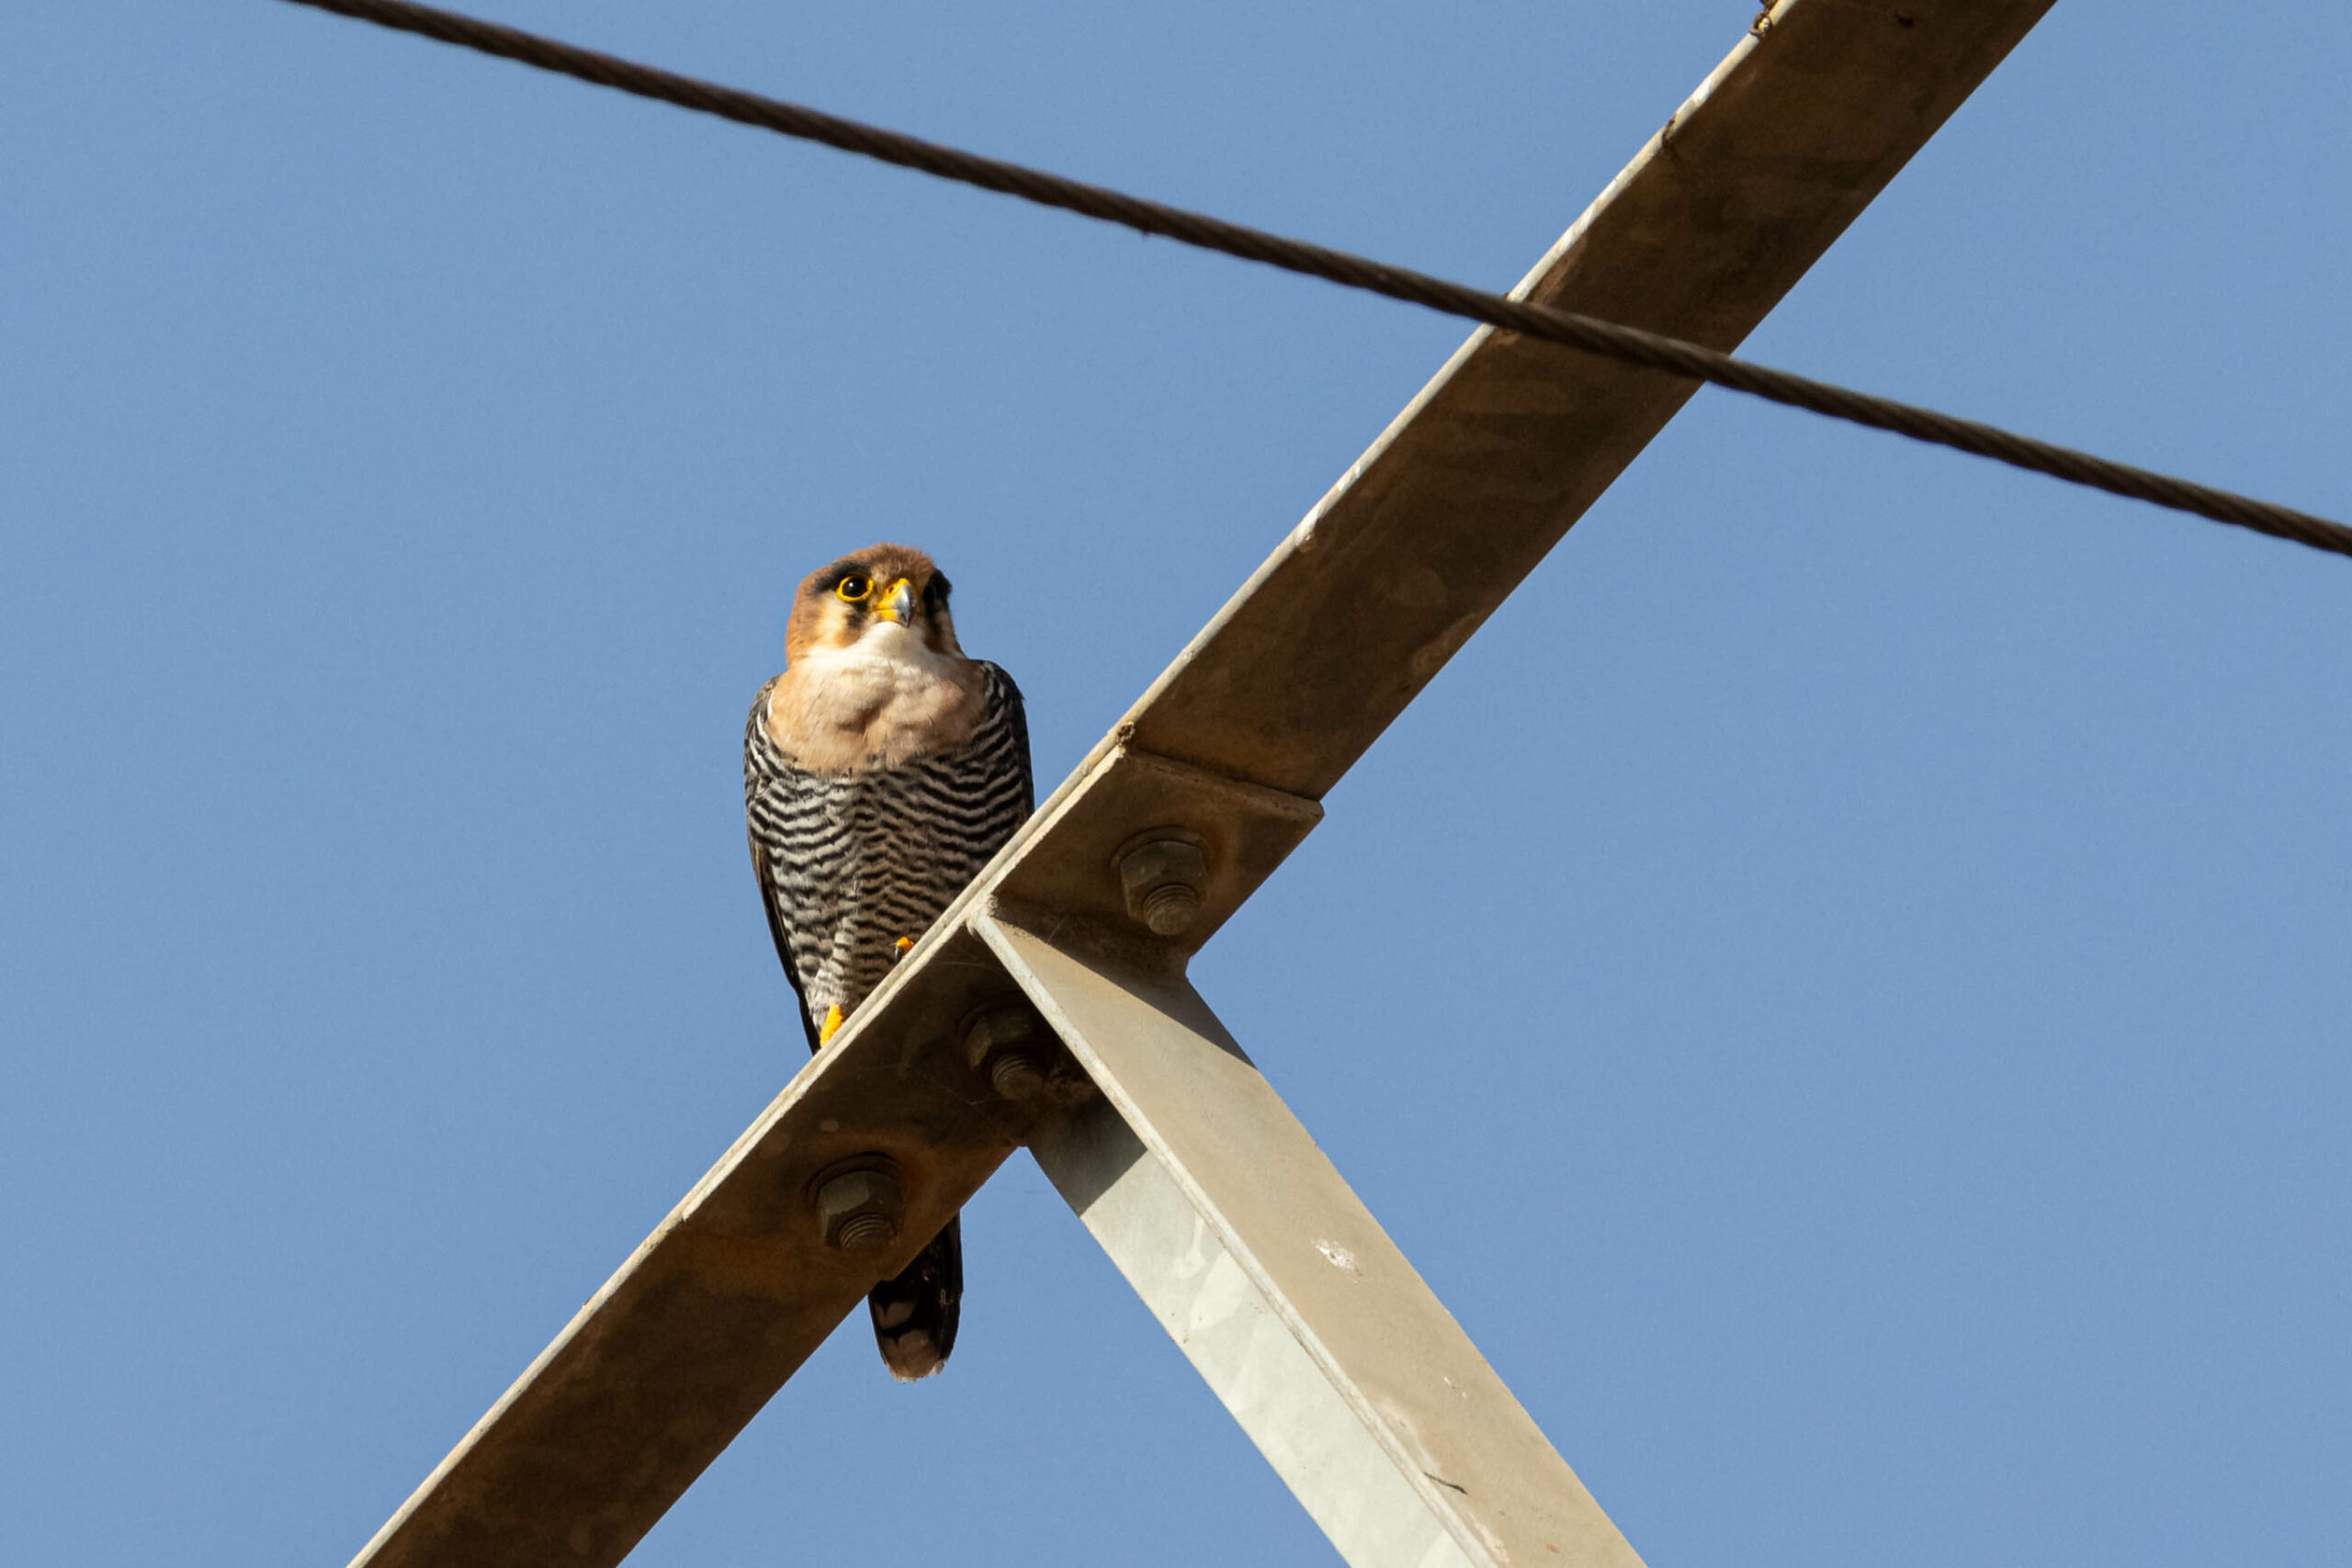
[{"xmin": 763, "ymin": 649, "xmax": 989, "ymax": 773}]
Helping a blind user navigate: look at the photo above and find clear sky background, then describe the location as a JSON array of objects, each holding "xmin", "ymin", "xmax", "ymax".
[{"xmin": 5, "ymin": 4, "xmax": 2347, "ymax": 1565}]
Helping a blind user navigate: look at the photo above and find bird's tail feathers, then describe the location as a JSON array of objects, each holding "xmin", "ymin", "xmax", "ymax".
[{"xmin": 868, "ymin": 1213, "xmax": 961, "ymax": 1381}]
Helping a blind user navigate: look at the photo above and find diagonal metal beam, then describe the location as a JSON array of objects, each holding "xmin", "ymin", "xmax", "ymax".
[
  {"xmin": 1126, "ymin": 0, "xmax": 2058, "ymax": 801},
  {"xmin": 345, "ymin": 928, "xmax": 1048, "ymax": 1568},
  {"xmin": 981, "ymin": 909, "xmax": 1648, "ymax": 1568},
  {"xmin": 347, "ymin": 3, "xmax": 2055, "ymax": 1562}
]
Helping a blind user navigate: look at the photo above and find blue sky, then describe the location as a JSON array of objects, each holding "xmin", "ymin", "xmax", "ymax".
[{"xmin": 4, "ymin": 4, "xmax": 2346, "ymax": 1565}]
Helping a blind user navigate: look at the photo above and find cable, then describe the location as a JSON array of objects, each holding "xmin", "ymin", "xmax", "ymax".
[{"xmin": 274, "ymin": 0, "xmax": 2350, "ymax": 561}]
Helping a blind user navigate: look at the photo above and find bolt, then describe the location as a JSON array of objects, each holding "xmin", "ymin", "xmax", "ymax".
[
  {"xmin": 964, "ymin": 1003, "xmax": 1049, "ymax": 1101},
  {"xmin": 812, "ymin": 1159, "xmax": 904, "ymax": 1258},
  {"xmin": 989, "ymin": 1050, "xmax": 1046, "ymax": 1100},
  {"xmin": 1139, "ymin": 880, "xmax": 1200, "ymax": 935},
  {"xmin": 1117, "ymin": 832, "xmax": 1208, "ymax": 937},
  {"xmin": 833, "ymin": 1210, "xmax": 895, "ymax": 1253}
]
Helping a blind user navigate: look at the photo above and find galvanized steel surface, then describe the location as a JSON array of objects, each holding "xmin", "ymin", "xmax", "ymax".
[{"xmin": 993, "ymin": 915, "xmax": 1645, "ymax": 1568}]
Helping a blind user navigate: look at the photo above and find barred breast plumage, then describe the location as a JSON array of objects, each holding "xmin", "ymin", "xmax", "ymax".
[{"xmin": 743, "ymin": 660, "xmax": 1032, "ymax": 1045}]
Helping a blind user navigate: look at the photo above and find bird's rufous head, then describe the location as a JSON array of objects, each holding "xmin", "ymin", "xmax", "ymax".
[{"xmin": 784, "ymin": 543, "xmax": 966, "ymax": 665}]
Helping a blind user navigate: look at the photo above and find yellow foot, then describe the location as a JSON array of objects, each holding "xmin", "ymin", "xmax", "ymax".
[
  {"xmin": 819, "ymin": 1004, "xmax": 845, "ymax": 1045},
  {"xmin": 893, "ymin": 936, "xmax": 915, "ymax": 962}
]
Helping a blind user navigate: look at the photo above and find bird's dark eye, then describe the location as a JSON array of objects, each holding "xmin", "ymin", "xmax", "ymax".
[{"xmin": 835, "ymin": 574, "xmax": 873, "ymax": 604}]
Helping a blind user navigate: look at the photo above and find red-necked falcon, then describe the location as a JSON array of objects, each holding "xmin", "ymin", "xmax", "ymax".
[{"xmin": 743, "ymin": 544, "xmax": 1033, "ymax": 1380}]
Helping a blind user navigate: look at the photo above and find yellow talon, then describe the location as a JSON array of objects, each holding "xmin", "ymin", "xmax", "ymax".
[
  {"xmin": 893, "ymin": 936, "xmax": 915, "ymax": 960},
  {"xmin": 819, "ymin": 1004, "xmax": 845, "ymax": 1045}
]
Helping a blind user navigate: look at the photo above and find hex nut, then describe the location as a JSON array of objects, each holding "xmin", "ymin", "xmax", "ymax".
[
  {"xmin": 963, "ymin": 1003, "xmax": 1049, "ymax": 1101},
  {"xmin": 961, "ymin": 1003, "xmax": 1039, "ymax": 1066},
  {"xmin": 1118, "ymin": 832, "xmax": 1208, "ymax": 937},
  {"xmin": 812, "ymin": 1160, "xmax": 904, "ymax": 1258}
]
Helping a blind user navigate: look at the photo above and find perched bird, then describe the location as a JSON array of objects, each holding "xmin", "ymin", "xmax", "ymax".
[{"xmin": 743, "ymin": 543, "xmax": 1033, "ymax": 1380}]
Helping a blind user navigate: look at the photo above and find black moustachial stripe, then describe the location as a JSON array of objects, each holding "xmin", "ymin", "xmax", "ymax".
[{"xmin": 742, "ymin": 659, "xmax": 1033, "ymax": 1380}]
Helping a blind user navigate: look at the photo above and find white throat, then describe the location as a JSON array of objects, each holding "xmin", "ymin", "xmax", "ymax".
[{"xmin": 797, "ymin": 619, "xmax": 961, "ymax": 686}]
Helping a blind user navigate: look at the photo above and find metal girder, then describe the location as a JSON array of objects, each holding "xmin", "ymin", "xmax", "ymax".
[
  {"xmin": 1125, "ymin": 0, "xmax": 2058, "ymax": 801},
  {"xmin": 348, "ymin": 3, "xmax": 2054, "ymax": 1563},
  {"xmin": 345, "ymin": 925, "xmax": 1054, "ymax": 1568},
  {"xmin": 983, "ymin": 911, "xmax": 1648, "ymax": 1568}
]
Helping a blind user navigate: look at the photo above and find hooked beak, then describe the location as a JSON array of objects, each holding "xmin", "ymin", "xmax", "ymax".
[{"xmin": 873, "ymin": 577, "xmax": 916, "ymax": 626}]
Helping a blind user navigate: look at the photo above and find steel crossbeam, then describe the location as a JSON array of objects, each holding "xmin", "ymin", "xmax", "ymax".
[
  {"xmin": 347, "ymin": 4, "xmax": 2055, "ymax": 1564},
  {"xmin": 989, "ymin": 912, "xmax": 1647, "ymax": 1568}
]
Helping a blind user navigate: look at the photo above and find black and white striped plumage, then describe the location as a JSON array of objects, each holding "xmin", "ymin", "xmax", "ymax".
[
  {"xmin": 745, "ymin": 660, "xmax": 1030, "ymax": 1043},
  {"xmin": 743, "ymin": 544, "xmax": 1033, "ymax": 1380}
]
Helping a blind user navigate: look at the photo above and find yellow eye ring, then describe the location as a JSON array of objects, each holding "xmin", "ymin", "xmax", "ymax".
[{"xmin": 835, "ymin": 574, "xmax": 873, "ymax": 603}]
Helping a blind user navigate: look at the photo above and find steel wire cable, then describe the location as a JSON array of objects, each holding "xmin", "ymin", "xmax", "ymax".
[{"xmin": 276, "ymin": 0, "xmax": 2350, "ymax": 561}]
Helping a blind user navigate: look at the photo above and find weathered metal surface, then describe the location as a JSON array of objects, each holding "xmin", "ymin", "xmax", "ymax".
[
  {"xmin": 1118, "ymin": 0, "xmax": 2058, "ymax": 801},
  {"xmin": 346, "ymin": 3, "xmax": 2055, "ymax": 1561},
  {"xmin": 992, "ymin": 744, "xmax": 1324, "ymax": 959},
  {"xmin": 347, "ymin": 927, "xmax": 1061, "ymax": 1568},
  {"xmin": 984, "ymin": 914, "xmax": 1645, "ymax": 1568}
]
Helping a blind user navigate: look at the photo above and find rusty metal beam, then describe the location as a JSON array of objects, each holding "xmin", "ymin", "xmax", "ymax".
[{"xmin": 347, "ymin": 3, "xmax": 2055, "ymax": 1562}]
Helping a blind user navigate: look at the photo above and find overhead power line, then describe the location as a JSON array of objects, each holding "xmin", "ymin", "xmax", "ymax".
[{"xmin": 275, "ymin": 0, "xmax": 2349, "ymax": 562}]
